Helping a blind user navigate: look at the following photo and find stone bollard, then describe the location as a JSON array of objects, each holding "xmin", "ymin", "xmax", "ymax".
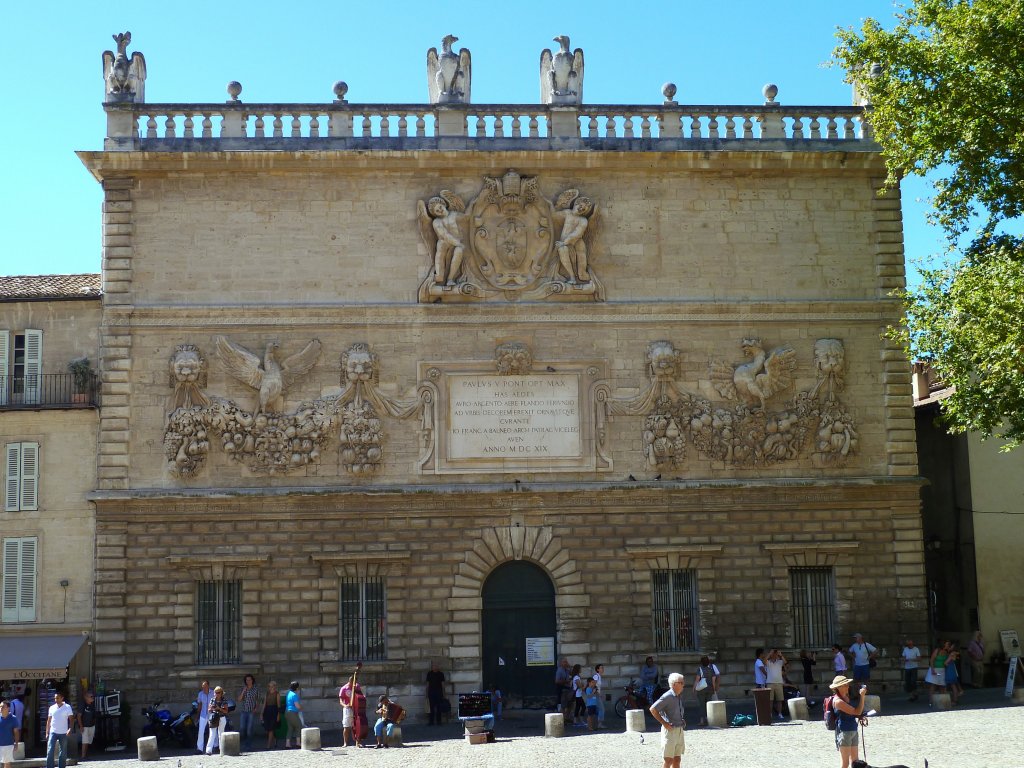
[
  {"xmin": 625, "ymin": 709, "xmax": 645, "ymax": 733},
  {"xmin": 862, "ymin": 694, "xmax": 882, "ymax": 714},
  {"xmin": 300, "ymin": 726, "xmax": 321, "ymax": 750},
  {"xmin": 787, "ymin": 696, "xmax": 810, "ymax": 721},
  {"xmin": 931, "ymin": 692, "xmax": 952, "ymax": 710},
  {"xmin": 13, "ymin": 743, "xmax": 25, "ymax": 761},
  {"xmin": 707, "ymin": 700, "xmax": 728, "ymax": 728},
  {"xmin": 386, "ymin": 726, "xmax": 403, "ymax": 747},
  {"xmin": 137, "ymin": 735, "xmax": 159, "ymax": 762},
  {"xmin": 221, "ymin": 731, "xmax": 241, "ymax": 756},
  {"xmin": 544, "ymin": 712, "xmax": 564, "ymax": 737},
  {"xmin": 1013, "ymin": 688, "xmax": 1024, "ymax": 704}
]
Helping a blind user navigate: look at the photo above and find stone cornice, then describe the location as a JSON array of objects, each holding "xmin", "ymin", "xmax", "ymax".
[
  {"xmin": 100, "ymin": 299, "xmax": 902, "ymax": 328},
  {"xmin": 624, "ymin": 544, "xmax": 725, "ymax": 559},
  {"xmin": 761, "ymin": 541, "xmax": 860, "ymax": 553},
  {"xmin": 77, "ymin": 148, "xmax": 886, "ymax": 181}
]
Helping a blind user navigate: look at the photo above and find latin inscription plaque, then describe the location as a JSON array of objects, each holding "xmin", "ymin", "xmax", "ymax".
[{"xmin": 448, "ymin": 374, "xmax": 581, "ymax": 459}]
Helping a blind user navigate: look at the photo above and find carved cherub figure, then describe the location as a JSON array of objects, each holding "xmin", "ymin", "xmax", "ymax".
[
  {"xmin": 709, "ymin": 338, "xmax": 797, "ymax": 411},
  {"xmin": 553, "ymin": 189, "xmax": 595, "ymax": 285},
  {"xmin": 417, "ymin": 190, "xmax": 467, "ymax": 286},
  {"xmin": 169, "ymin": 344, "xmax": 210, "ymax": 410},
  {"xmin": 427, "ymin": 34, "xmax": 471, "ymax": 104},
  {"xmin": 214, "ymin": 336, "xmax": 322, "ymax": 414}
]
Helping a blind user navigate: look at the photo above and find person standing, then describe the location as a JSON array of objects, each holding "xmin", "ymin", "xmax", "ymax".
[
  {"xmin": 753, "ymin": 648, "xmax": 768, "ymax": 689},
  {"xmin": 901, "ymin": 639, "xmax": 922, "ymax": 701},
  {"xmin": 284, "ymin": 682, "xmax": 303, "ymax": 748},
  {"xmin": 261, "ymin": 681, "xmax": 281, "ymax": 750},
  {"xmin": 195, "ymin": 680, "xmax": 213, "ymax": 753},
  {"xmin": 640, "ymin": 656, "xmax": 661, "ymax": 705},
  {"xmin": 554, "ymin": 658, "xmax": 572, "ymax": 718},
  {"xmin": 570, "ymin": 664, "xmax": 586, "ymax": 727},
  {"xmin": 799, "ymin": 650, "xmax": 817, "ymax": 702},
  {"xmin": 44, "ymin": 691, "xmax": 74, "ymax": 768},
  {"xmin": 966, "ymin": 631, "xmax": 986, "ymax": 687},
  {"xmin": 205, "ymin": 686, "xmax": 229, "ymax": 756},
  {"xmin": 0, "ymin": 701, "xmax": 20, "ymax": 768},
  {"xmin": 649, "ymin": 673, "xmax": 686, "ymax": 768},
  {"xmin": 76, "ymin": 691, "xmax": 97, "ymax": 760},
  {"xmin": 849, "ymin": 633, "xmax": 877, "ymax": 684},
  {"xmin": 695, "ymin": 655, "xmax": 720, "ymax": 726},
  {"xmin": 237, "ymin": 674, "xmax": 260, "ymax": 750},
  {"xmin": 765, "ymin": 649, "xmax": 788, "ymax": 720},
  {"xmin": 828, "ymin": 674, "xmax": 867, "ymax": 768},
  {"xmin": 339, "ymin": 674, "xmax": 355, "ymax": 746},
  {"xmin": 592, "ymin": 663, "xmax": 606, "ymax": 729},
  {"xmin": 832, "ymin": 644, "xmax": 847, "ymax": 675},
  {"xmin": 425, "ymin": 661, "xmax": 446, "ymax": 726}
]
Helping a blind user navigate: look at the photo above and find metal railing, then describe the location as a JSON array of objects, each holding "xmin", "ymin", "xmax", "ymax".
[{"xmin": 0, "ymin": 374, "xmax": 99, "ymax": 410}]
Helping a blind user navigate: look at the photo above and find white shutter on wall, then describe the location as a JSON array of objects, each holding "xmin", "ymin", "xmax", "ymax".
[
  {"xmin": 0, "ymin": 330, "xmax": 9, "ymax": 406},
  {"xmin": 23, "ymin": 329, "xmax": 42, "ymax": 405},
  {"xmin": 2, "ymin": 537, "xmax": 36, "ymax": 622},
  {"xmin": 4, "ymin": 444, "xmax": 20, "ymax": 512},
  {"xmin": 18, "ymin": 443, "xmax": 38, "ymax": 511}
]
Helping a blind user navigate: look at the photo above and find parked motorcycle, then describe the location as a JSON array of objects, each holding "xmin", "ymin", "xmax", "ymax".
[
  {"xmin": 614, "ymin": 678, "xmax": 668, "ymax": 718},
  {"xmin": 141, "ymin": 700, "xmax": 198, "ymax": 747}
]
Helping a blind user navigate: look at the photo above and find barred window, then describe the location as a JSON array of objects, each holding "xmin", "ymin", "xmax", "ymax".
[
  {"xmin": 340, "ymin": 576, "xmax": 386, "ymax": 661},
  {"xmin": 790, "ymin": 567, "xmax": 836, "ymax": 647},
  {"xmin": 652, "ymin": 569, "xmax": 699, "ymax": 651},
  {"xmin": 196, "ymin": 580, "xmax": 241, "ymax": 665}
]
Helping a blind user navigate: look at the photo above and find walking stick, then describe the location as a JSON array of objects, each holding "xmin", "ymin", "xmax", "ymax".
[{"xmin": 859, "ymin": 715, "xmax": 868, "ymax": 761}]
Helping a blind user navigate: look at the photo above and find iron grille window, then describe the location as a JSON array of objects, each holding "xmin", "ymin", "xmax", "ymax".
[
  {"xmin": 195, "ymin": 580, "xmax": 241, "ymax": 665},
  {"xmin": 790, "ymin": 567, "xmax": 836, "ymax": 647},
  {"xmin": 651, "ymin": 569, "xmax": 699, "ymax": 651},
  {"xmin": 340, "ymin": 577, "xmax": 386, "ymax": 661}
]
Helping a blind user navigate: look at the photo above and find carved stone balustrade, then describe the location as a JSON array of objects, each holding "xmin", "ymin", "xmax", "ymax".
[{"xmin": 103, "ymin": 102, "xmax": 872, "ymax": 151}]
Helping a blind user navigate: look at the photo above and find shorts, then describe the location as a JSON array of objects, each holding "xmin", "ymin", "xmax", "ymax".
[
  {"xmin": 660, "ymin": 726, "xmax": 685, "ymax": 758},
  {"xmin": 342, "ymin": 707, "xmax": 354, "ymax": 728},
  {"xmin": 853, "ymin": 664, "xmax": 871, "ymax": 681},
  {"xmin": 81, "ymin": 726, "xmax": 96, "ymax": 745},
  {"xmin": 0, "ymin": 745, "xmax": 13, "ymax": 763},
  {"xmin": 586, "ymin": 705, "xmax": 597, "ymax": 716},
  {"xmin": 768, "ymin": 683, "xmax": 784, "ymax": 702},
  {"xmin": 835, "ymin": 728, "xmax": 859, "ymax": 749}
]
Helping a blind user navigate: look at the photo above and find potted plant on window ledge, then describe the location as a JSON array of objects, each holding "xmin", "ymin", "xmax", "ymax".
[{"xmin": 68, "ymin": 357, "xmax": 94, "ymax": 405}]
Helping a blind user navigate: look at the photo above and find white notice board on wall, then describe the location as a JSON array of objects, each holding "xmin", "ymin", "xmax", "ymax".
[{"xmin": 526, "ymin": 637, "xmax": 555, "ymax": 666}]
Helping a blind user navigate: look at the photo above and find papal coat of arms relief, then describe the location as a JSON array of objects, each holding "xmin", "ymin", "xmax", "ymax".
[{"xmin": 417, "ymin": 169, "xmax": 603, "ymax": 302}]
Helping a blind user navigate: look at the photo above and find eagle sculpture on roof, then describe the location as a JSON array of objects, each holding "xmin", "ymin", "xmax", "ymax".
[
  {"xmin": 540, "ymin": 35, "xmax": 584, "ymax": 104},
  {"xmin": 102, "ymin": 31, "xmax": 146, "ymax": 102},
  {"xmin": 427, "ymin": 35, "xmax": 472, "ymax": 104},
  {"xmin": 214, "ymin": 337, "xmax": 322, "ymax": 414}
]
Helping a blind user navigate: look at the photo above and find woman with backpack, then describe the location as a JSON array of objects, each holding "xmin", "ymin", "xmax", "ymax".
[{"xmin": 826, "ymin": 674, "xmax": 867, "ymax": 768}]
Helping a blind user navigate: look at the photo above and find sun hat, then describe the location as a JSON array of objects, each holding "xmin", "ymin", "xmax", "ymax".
[{"xmin": 829, "ymin": 675, "xmax": 854, "ymax": 690}]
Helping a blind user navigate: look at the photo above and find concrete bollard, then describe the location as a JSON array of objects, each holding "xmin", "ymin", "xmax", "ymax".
[
  {"xmin": 221, "ymin": 731, "xmax": 241, "ymax": 756},
  {"xmin": 13, "ymin": 743, "xmax": 25, "ymax": 761},
  {"xmin": 625, "ymin": 709, "xmax": 645, "ymax": 733},
  {"xmin": 863, "ymin": 694, "xmax": 882, "ymax": 714},
  {"xmin": 544, "ymin": 712, "xmax": 564, "ymax": 737},
  {"xmin": 931, "ymin": 693, "xmax": 952, "ymax": 710},
  {"xmin": 137, "ymin": 736, "xmax": 159, "ymax": 762},
  {"xmin": 707, "ymin": 700, "xmax": 728, "ymax": 728},
  {"xmin": 300, "ymin": 727, "xmax": 321, "ymax": 750},
  {"xmin": 787, "ymin": 696, "xmax": 810, "ymax": 721},
  {"xmin": 385, "ymin": 726, "xmax": 403, "ymax": 747}
]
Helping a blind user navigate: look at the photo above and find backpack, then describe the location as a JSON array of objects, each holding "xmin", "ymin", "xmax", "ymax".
[{"xmin": 823, "ymin": 694, "xmax": 837, "ymax": 731}]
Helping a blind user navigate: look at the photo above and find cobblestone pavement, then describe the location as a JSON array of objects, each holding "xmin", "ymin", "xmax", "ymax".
[{"xmin": 40, "ymin": 690, "xmax": 1022, "ymax": 768}]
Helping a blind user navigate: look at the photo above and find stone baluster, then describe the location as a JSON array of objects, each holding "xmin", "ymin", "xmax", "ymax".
[
  {"xmin": 253, "ymin": 114, "xmax": 265, "ymax": 138},
  {"xmin": 494, "ymin": 114, "xmax": 505, "ymax": 138},
  {"xmin": 511, "ymin": 115, "xmax": 521, "ymax": 138},
  {"xmin": 164, "ymin": 115, "xmax": 176, "ymax": 138},
  {"xmin": 724, "ymin": 115, "xmax": 736, "ymax": 139},
  {"xmin": 689, "ymin": 115, "xmax": 701, "ymax": 140},
  {"xmin": 604, "ymin": 116, "xmax": 615, "ymax": 138},
  {"xmin": 416, "ymin": 112, "xmax": 426, "ymax": 137},
  {"xmin": 310, "ymin": 115, "xmax": 321, "ymax": 138},
  {"xmin": 145, "ymin": 116, "xmax": 158, "ymax": 139},
  {"xmin": 791, "ymin": 114, "xmax": 805, "ymax": 139},
  {"xmin": 272, "ymin": 114, "xmax": 283, "ymax": 138},
  {"xmin": 741, "ymin": 114, "xmax": 754, "ymax": 140},
  {"xmin": 290, "ymin": 115, "xmax": 302, "ymax": 138},
  {"xmin": 361, "ymin": 114, "xmax": 372, "ymax": 137},
  {"xmin": 640, "ymin": 114, "xmax": 651, "ymax": 138},
  {"xmin": 221, "ymin": 82, "xmax": 245, "ymax": 138},
  {"xmin": 398, "ymin": 114, "xmax": 408, "ymax": 137},
  {"xmin": 708, "ymin": 115, "xmax": 720, "ymax": 139},
  {"xmin": 474, "ymin": 115, "xmax": 486, "ymax": 137},
  {"xmin": 183, "ymin": 114, "xmax": 194, "ymax": 139},
  {"xmin": 202, "ymin": 113, "xmax": 213, "ymax": 138}
]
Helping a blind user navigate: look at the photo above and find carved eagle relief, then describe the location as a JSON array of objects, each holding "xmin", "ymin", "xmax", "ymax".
[{"xmin": 213, "ymin": 336, "xmax": 322, "ymax": 414}]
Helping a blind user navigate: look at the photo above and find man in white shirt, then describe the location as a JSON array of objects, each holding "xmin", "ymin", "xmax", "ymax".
[
  {"xmin": 849, "ymin": 633, "xmax": 878, "ymax": 684},
  {"xmin": 833, "ymin": 644, "xmax": 847, "ymax": 673},
  {"xmin": 196, "ymin": 680, "xmax": 214, "ymax": 753},
  {"xmin": 45, "ymin": 691, "xmax": 74, "ymax": 768},
  {"xmin": 765, "ymin": 649, "xmax": 788, "ymax": 720},
  {"xmin": 902, "ymin": 638, "xmax": 922, "ymax": 701}
]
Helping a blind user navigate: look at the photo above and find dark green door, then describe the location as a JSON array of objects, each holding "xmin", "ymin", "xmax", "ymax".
[{"xmin": 481, "ymin": 561, "xmax": 556, "ymax": 706}]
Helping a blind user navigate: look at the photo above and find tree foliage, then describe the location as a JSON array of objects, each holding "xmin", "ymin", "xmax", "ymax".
[{"xmin": 834, "ymin": 0, "xmax": 1024, "ymax": 447}]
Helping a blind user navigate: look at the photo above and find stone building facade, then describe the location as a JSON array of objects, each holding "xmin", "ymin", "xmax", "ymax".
[{"xmin": 74, "ymin": 35, "xmax": 925, "ymax": 718}]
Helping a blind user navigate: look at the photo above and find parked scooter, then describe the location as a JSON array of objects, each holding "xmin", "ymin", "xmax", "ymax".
[
  {"xmin": 141, "ymin": 700, "xmax": 198, "ymax": 747},
  {"xmin": 614, "ymin": 678, "xmax": 668, "ymax": 718}
]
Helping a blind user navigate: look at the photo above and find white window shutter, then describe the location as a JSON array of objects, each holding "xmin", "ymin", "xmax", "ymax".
[
  {"xmin": 2, "ymin": 538, "xmax": 21, "ymax": 622},
  {"xmin": 19, "ymin": 443, "xmax": 38, "ymax": 512},
  {"xmin": 4, "ymin": 444, "xmax": 20, "ymax": 512},
  {"xmin": 0, "ymin": 330, "xmax": 9, "ymax": 407},
  {"xmin": 23, "ymin": 329, "xmax": 42, "ymax": 405},
  {"xmin": 19, "ymin": 538, "xmax": 36, "ymax": 621}
]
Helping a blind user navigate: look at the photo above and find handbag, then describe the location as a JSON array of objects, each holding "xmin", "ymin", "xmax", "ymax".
[
  {"xmin": 695, "ymin": 669, "xmax": 709, "ymax": 692},
  {"xmin": 924, "ymin": 667, "xmax": 946, "ymax": 686}
]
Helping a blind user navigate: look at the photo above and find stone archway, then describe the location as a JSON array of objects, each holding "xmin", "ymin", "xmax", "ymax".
[{"xmin": 446, "ymin": 524, "xmax": 589, "ymax": 692}]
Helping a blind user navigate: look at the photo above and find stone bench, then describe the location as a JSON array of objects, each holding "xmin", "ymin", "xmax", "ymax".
[
  {"xmin": 221, "ymin": 731, "xmax": 241, "ymax": 755},
  {"xmin": 707, "ymin": 700, "xmax": 728, "ymax": 728},
  {"xmin": 137, "ymin": 735, "xmax": 159, "ymax": 762},
  {"xmin": 301, "ymin": 726, "xmax": 321, "ymax": 750}
]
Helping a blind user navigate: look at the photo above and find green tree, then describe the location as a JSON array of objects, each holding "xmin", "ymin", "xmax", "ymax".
[{"xmin": 833, "ymin": 0, "xmax": 1024, "ymax": 447}]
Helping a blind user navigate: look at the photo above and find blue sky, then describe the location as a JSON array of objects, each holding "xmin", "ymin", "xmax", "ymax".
[{"xmin": 0, "ymin": 0, "xmax": 943, "ymax": 277}]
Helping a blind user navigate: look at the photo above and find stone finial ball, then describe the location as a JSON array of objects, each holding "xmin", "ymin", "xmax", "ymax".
[
  {"xmin": 662, "ymin": 82, "xmax": 678, "ymax": 101},
  {"xmin": 226, "ymin": 81, "xmax": 243, "ymax": 101},
  {"xmin": 333, "ymin": 81, "xmax": 349, "ymax": 100},
  {"xmin": 762, "ymin": 83, "xmax": 779, "ymax": 103}
]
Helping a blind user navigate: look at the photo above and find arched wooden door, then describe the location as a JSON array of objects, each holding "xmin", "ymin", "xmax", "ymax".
[{"xmin": 481, "ymin": 561, "xmax": 556, "ymax": 705}]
